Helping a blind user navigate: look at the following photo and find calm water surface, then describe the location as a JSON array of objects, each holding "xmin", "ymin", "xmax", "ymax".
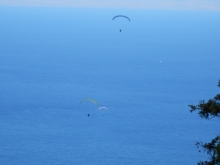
[{"xmin": 0, "ymin": 7, "xmax": 220, "ymax": 165}]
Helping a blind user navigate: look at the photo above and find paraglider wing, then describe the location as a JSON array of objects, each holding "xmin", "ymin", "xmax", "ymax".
[
  {"xmin": 112, "ymin": 15, "xmax": 130, "ymax": 21},
  {"xmin": 80, "ymin": 98, "xmax": 98, "ymax": 106},
  {"xmin": 98, "ymin": 107, "xmax": 108, "ymax": 110}
]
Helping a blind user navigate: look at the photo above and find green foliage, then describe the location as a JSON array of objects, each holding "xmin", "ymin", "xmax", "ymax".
[
  {"xmin": 189, "ymin": 80, "xmax": 220, "ymax": 165},
  {"xmin": 189, "ymin": 80, "xmax": 220, "ymax": 119},
  {"xmin": 217, "ymin": 143, "xmax": 220, "ymax": 162},
  {"xmin": 196, "ymin": 136, "xmax": 220, "ymax": 165}
]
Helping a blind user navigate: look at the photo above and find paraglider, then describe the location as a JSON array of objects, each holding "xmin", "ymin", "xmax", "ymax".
[
  {"xmin": 80, "ymin": 98, "xmax": 98, "ymax": 117},
  {"xmin": 112, "ymin": 15, "xmax": 130, "ymax": 32},
  {"xmin": 98, "ymin": 107, "xmax": 108, "ymax": 116}
]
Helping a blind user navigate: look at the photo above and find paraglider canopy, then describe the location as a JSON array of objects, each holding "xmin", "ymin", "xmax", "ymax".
[
  {"xmin": 112, "ymin": 15, "xmax": 130, "ymax": 22},
  {"xmin": 98, "ymin": 107, "xmax": 108, "ymax": 110},
  {"xmin": 80, "ymin": 98, "xmax": 98, "ymax": 106}
]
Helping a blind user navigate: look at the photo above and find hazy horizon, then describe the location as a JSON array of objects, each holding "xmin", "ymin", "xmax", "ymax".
[{"xmin": 0, "ymin": 0, "xmax": 220, "ymax": 11}]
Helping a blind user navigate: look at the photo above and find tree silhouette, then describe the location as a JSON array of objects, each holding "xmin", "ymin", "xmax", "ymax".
[{"xmin": 189, "ymin": 80, "xmax": 220, "ymax": 165}]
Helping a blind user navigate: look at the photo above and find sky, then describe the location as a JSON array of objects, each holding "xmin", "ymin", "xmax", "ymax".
[{"xmin": 0, "ymin": 0, "xmax": 220, "ymax": 10}]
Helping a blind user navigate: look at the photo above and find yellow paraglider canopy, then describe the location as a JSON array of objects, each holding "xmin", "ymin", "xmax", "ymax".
[{"xmin": 80, "ymin": 98, "xmax": 98, "ymax": 106}]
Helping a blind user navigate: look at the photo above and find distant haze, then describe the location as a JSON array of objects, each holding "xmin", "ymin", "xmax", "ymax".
[{"xmin": 0, "ymin": 0, "xmax": 220, "ymax": 10}]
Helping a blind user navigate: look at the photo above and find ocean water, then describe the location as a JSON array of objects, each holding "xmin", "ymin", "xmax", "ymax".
[{"xmin": 0, "ymin": 7, "xmax": 220, "ymax": 165}]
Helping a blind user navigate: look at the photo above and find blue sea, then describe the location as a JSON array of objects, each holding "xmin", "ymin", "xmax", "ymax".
[{"xmin": 0, "ymin": 7, "xmax": 220, "ymax": 165}]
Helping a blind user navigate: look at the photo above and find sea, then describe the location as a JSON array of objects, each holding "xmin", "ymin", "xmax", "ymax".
[{"xmin": 0, "ymin": 7, "xmax": 220, "ymax": 165}]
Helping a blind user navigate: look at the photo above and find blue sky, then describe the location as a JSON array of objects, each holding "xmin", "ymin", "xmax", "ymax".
[{"xmin": 0, "ymin": 0, "xmax": 220, "ymax": 10}]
